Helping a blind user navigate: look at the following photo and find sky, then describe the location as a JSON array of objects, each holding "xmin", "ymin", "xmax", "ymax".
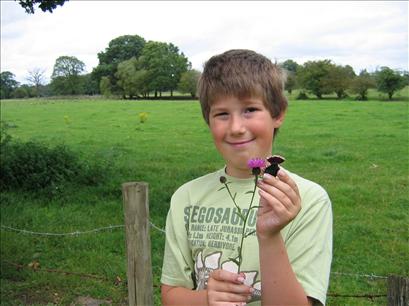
[{"xmin": 1, "ymin": 0, "xmax": 408, "ymax": 84}]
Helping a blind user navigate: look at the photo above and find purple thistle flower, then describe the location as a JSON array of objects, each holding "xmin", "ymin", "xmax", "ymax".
[
  {"xmin": 247, "ymin": 158, "xmax": 266, "ymax": 176},
  {"xmin": 247, "ymin": 158, "xmax": 266, "ymax": 169}
]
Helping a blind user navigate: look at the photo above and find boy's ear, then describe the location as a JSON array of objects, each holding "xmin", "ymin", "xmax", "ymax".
[{"xmin": 273, "ymin": 111, "xmax": 286, "ymax": 128}]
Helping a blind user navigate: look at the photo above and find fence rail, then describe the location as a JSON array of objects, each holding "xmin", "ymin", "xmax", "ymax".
[{"xmin": 122, "ymin": 182, "xmax": 153, "ymax": 306}]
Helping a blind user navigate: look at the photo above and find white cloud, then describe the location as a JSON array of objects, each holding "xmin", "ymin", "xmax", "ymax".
[{"xmin": 1, "ymin": 0, "xmax": 407, "ymax": 83}]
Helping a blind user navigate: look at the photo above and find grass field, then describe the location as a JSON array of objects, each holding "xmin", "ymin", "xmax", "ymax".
[{"xmin": 0, "ymin": 95, "xmax": 408, "ymax": 305}]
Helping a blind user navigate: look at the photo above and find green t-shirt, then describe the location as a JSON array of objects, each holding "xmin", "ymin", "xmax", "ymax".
[{"xmin": 161, "ymin": 168, "xmax": 332, "ymax": 305}]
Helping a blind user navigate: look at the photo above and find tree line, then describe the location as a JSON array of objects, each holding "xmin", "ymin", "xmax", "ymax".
[
  {"xmin": 1, "ymin": 34, "xmax": 408, "ymax": 100},
  {"xmin": 1, "ymin": 34, "xmax": 200, "ymax": 99},
  {"xmin": 281, "ymin": 59, "xmax": 407, "ymax": 100}
]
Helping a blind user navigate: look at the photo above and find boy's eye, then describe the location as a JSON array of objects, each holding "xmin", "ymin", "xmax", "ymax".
[
  {"xmin": 245, "ymin": 107, "xmax": 258, "ymax": 113},
  {"xmin": 215, "ymin": 112, "xmax": 228, "ymax": 117}
]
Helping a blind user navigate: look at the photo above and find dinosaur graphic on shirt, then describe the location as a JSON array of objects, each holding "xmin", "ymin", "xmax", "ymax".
[{"xmin": 194, "ymin": 250, "xmax": 261, "ymax": 303}]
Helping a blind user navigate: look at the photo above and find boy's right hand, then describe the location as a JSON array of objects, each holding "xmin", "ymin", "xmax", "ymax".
[{"xmin": 207, "ymin": 269, "xmax": 253, "ymax": 306}]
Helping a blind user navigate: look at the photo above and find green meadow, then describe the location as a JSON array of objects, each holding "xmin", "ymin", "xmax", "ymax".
[{"xmin": 0, "ymin": 95, "xmax": 408, "ymax": 305}]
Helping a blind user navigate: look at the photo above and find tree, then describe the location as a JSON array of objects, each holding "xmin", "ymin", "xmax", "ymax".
[
  {"xmin": 1, "ymin": 71, "xmax": 19, "ymax": 99},
  {"xmin": 284, "ymin": 72, "xmax": 297, "ymax": 94},
  {"xmin": 92, "ymin": 35, "xmax": 146, "ymax": 95},
  {"xmin": 138, "ymin": 41, "xmax": 189, "ymax": 97},
  {"xmin": 351, "ymin": 70, "xmax": 375, "ymax": 100},
  {"xmin": 50, "ymin": 56, "xmax": 85, "ymax": 95},
  {"xmin": 51, "ymin": 56, "xmax": 85, "ymax": 78},
  {"xmin": 79, "ymin": 74, "xmax": 99, "ymax": 95},
  {"xmin": 116, "ymin": 57, "xmax": 149, "ymax": 98},
  {"xmin": 99, "ymin": 76, "xmax": 112, "ymax": 97},
  {"xmin": 178, "ymin": 69, "xmax": 201, "ymax": 97},
  {"xmin": 375, "ymin": 67, "xmax": 406, "ymax": 100},
  {"xmin": 12, "ymin": 84, "xmax": 36, "ymax": 98},
  {"xmin": 90, "ymin": 64, "xmax": 113, "ymax": 94},
  {"xmin": 324, "ymin": 64, "xmax": 355, "ymax": 99},
  {"xmin": 17, "ymin": 0, "xmax": 68, "ymax": 14},
  {"xmin": 281, "ymin": 59, "xmax": 300, "ymax": 73},
  {"xmin": 402, "ymin": 71, "xmax": 409, "ymax": 86},
  {"xmin": 26, "ymin": 68, "xmax": 46, "ymax": 97},
  {"xmin": 280, "ymin": 60, "xmax": 299, "ymax": 95},
  {"xmin": 98, "ymin": 35, "xmax": 146, "ymax": 66},
  {"xmin": 297, "ymin": 60, "xmax": 334, "ymax": 98}
]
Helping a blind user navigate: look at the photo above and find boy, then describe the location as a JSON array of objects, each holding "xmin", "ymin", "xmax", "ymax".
[{"xmin": 161, "ymin": 49, "xmax": 332, "ymax": 305}]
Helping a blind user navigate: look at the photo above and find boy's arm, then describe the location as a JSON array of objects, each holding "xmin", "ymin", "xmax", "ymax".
[
  {"xmin": 256, "ymin": 170, "xmax": 311, "ymax": 305},
  {"xmin": 161, "ymin": 285, "xmax": 207, "ymax": 306},
  {"xmin": 258, "ymin": 234, "xmax": 312, "ymax": 305}
]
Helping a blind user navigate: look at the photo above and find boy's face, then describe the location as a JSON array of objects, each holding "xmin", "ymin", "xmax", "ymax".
[{"xmin": 209, "ymin": 95, "xmax": 285, "ymax": 178}]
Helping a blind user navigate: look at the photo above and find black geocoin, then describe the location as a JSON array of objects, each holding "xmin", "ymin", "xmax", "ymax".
[{"xmin": 264, "ymin": 155, "xmax": 285, "ymax": 177}]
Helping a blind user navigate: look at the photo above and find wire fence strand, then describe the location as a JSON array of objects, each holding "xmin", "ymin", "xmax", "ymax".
[
  {"xmin": 1, "ymin": 221, "xmax": 166, "ymax": 236},
  {"xmin": 1, "ymin": 223, "xmax": 391, "ymax": 281},
  {"xmin": 1, "ymin": 224, "xmax": 125, "ymax": 236},
  {"xmin": 331, "ymin": 271, "xmax": 388, "ymax": 280}
]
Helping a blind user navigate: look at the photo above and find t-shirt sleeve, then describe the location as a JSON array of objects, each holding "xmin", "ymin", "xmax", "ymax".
[
  {"xmin": 161, "ymin": 186, "xmax": 195, "ymax": 288},
  {"xmin": 284, "ymin": 183, "xmax": 333, "ymax": 306}
]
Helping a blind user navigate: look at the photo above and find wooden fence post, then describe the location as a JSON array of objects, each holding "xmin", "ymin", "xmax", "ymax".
[
  {"xmin": 387, "ymin": 275, "xmax": 409, "ymax": 306},
  {"xmin": 122, "ymin": 182, "xmax": 153, "ymax": 306}
]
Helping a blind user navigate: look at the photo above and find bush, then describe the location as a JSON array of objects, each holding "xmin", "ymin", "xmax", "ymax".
[
  {"xmin": 0, "ymin": 121, "xmax": 13, "ymax": 148},
  {"xmin": 0, "ymin": 140, "xmax": 110, "ymax": 193},
  {"xmin": 138, "ymin": 112, "xmax": 148, "ymax": 123},
  {"xmin": 296, "ymin": 91, "xmax": 309, "ymax": 100}
]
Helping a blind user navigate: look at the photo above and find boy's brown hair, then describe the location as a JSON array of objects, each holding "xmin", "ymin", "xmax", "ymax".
[{"xmin": 198, "ymin": 49, "xmax": 288, "ymax": 125}]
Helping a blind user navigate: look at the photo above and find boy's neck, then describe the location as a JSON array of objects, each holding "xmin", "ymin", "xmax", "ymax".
[{"xmin": 225, "ymin": 166, "xmax": 254, "ymax": 179}]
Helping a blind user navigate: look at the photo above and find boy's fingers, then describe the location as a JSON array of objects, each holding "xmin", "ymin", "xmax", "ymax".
[
  {"xmin": 213, "ymin": 301, "xmax": 247, "ymax": 306},
  {"xmin": 210, "ymin": 269, "xmax": 245, "ymax": 284},
  {"xmin": 259, "ymin": 177, "xmax": 295, "ymax": 206},
  {"xmin": 258, "ymin": 189, "xmax": 289, "ymax": 214},
  {"xmin": 257, "ymin": 183, "xmax": 293, "ymax": 210},
  {"xmin": 208, "ymin": 270, "xmax": 254, "ymax": 296},
  {"xmin": 210, "ymin": 291, "xmax": 250, "ymax": 303},
  {"xmin": 209, "ymin": 282, "xmax": 252, "ymax": 295},
  {"xmin": 261, "ymin": 171, "xmax": 300, "ymax": 205},
  {"xmin": 277, "ymin": 170, "xmax": 300, "ymax": 194}
]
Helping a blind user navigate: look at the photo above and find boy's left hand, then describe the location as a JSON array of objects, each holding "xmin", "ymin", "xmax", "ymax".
[{"xmin": 256, "ymin": 169, "xmax": 301, "ymax": 239}]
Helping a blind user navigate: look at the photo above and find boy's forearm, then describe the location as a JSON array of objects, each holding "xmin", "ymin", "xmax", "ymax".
[
  {"xmin": 258, "ymin": 234, "xmax": 310, "ymax": 305},
  {"xmin": 161, "ymin": 285, "xmax": 207, "ymax": 306}
]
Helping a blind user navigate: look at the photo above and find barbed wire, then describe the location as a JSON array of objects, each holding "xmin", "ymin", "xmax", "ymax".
[
  {"xmin": 149, "ymin": 221, "xmax": 166, "ymax": 233},
  {"xmin": 331, "ymin": 271, "xmax": 388, "ymax": 280},
  {"xmin": 0, "ymin": 221, "xmax": 166, "ymax": 236},
  {"xmin": 1, "ymin": 224, "xmax": 391, "ymax": 281},
  {"xmin": 327, "ymin": 292, "xmax": 386, "ymax": 299},
  {"xmin": 0, "ymin": 224, "xmax": 124, "ymax": 236},
  {"xmin": 1, "ymin": 258, "xmax": 391, "ymax": 301}
]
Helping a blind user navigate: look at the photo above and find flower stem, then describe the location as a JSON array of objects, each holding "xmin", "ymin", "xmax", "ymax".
[
  {"xmin": 222, "ymin": 175, "xmax": 259, "ymax": 273},
  {"xmin": 223, "ymin": 183, "xmax": 241, "ymax": 213},
  {"xmin": 236, "ymin": 175, "xmax": 258, "ymax": 273}
]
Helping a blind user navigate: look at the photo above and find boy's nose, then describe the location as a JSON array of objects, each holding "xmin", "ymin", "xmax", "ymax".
[{"xmin": 229, "ymin": 115, "xmax": 246, "ymax": 135}]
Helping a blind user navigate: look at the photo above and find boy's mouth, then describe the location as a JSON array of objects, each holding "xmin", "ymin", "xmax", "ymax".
[{"xmin": 226, "ymin": 138, "xmax": 255, "ymax": 147}]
